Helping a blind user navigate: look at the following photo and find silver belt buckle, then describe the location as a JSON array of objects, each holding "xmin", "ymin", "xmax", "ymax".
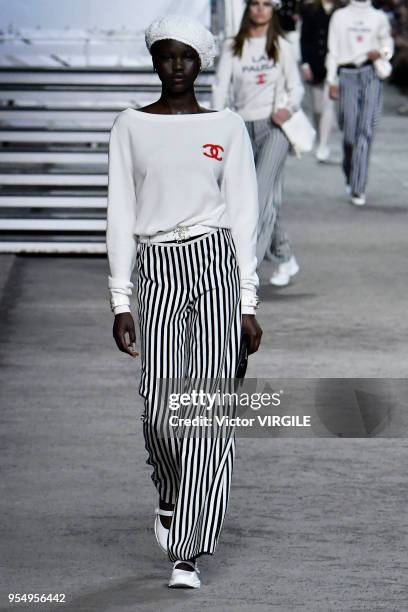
[{"xmin": 173, "ymin": 225, "xmax": 189, "ymax": 243}]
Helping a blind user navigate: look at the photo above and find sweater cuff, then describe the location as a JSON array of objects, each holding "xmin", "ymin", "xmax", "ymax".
[
  {"xmin": 326, "ymin": 70, "xmax": 338, "ymax": 86},
  {"xmin": 113, "ymin": 304, "xmax": 131, "ymax": 316},
  {"xmin": 242, "ymin": 304, "xmax": 256, "ymax": 315},
  {"xmin": 241, "ymin": 288, "xmax": 260, "ymax": 312},
  {"xmin": 110, "ymin": 293, "xmax": 130, "ymax": 313}
]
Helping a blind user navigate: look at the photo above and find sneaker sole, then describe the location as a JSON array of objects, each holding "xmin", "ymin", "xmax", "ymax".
[
  {"xmin": 168, "ymin": 572, "xmax": 201, "ymax": 589},
  {"xmin": 168, "ymin": 581, "xmax": 201, "ymax": 589},
  {"xmin": 270, "ymin": 276, "xmax": 290, "ymax": 287}
]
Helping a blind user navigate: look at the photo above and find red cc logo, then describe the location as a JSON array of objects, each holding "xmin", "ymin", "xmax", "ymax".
[
  {"xmin": 202, "ymin": 143, "xmax": 224, "ymax": 161},
  {"xmin": 256, "ymin": 73, "xmax": 267, "ymax": 85}
]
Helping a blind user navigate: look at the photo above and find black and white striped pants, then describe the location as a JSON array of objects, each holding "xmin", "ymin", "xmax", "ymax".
[
  {"xmin": 245, "ymin": 118, "xmax": 292, "ymax": 266},
  {"xmin": 136, "ymin": 228, "xmax": 241, "ymax": 562},
  {"xmin": 338, "ymin": 64, "xmax": 383, "ymax": 194}
]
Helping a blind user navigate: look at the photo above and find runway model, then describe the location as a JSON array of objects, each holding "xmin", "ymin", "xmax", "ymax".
[
  {"xmin": 326, "ymin": 0, "xmax": 394, "ymax": 206},
  {"xmin": 300, "ymin": 0, "xmax": 337, "ymax": 162},
  {"xmin": 106, "ymin": 14, "xmax": 262, "ymax": 589},
  {"xmin": 213, "ymin": 0, "xmax": 304, "ymax": 287}
]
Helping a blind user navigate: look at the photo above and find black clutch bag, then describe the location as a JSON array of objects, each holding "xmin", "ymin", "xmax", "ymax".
[{"xmin": 235, "ymin": 334, "xmax": 249, "ymax": 379}]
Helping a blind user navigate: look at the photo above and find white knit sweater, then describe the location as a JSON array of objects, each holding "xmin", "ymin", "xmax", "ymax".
[
  {"xmin": 326, "ymin": 0, "xmax": 394, "ymax": 85},
  {"xmin": 212, "ymin": 35, "xmax": 304, "ymax": 121},
  {"xmin": 106, "ymin": 107, "xmax": 260, "ymax": 316}
]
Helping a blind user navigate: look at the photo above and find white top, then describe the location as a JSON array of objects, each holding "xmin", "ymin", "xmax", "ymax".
[
  {"xmin": 326, "ymin": 0, "xmax": 394, "ymax": 85},
  {"xmin": 106, "ymin": 107, "xmax": 260, "ymax": 316},
  {"xmin": 212, "ymin": 35, "xmax": 304, "ymax": 121}
]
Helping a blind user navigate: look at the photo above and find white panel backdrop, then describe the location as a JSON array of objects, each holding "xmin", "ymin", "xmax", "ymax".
[
  {"xmin": 0, "ymin": 0, "xmax": 211, "ymax": 67},
  {"xmin": 0, "ymin": 0, "xmax": 210, "ymax": 31}
]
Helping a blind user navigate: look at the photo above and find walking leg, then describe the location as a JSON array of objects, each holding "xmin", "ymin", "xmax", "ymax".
[
  {"xmin": 338, "ymin": 70, "xmax": 359, "ymax": 187},
  {"xmin": 318, "ymin": 81, "xmax": 335, "ymax": 151},
  {"xmin": 350, "ymin": 68, "xmax": 383, "ymax": 195},
  {"xmin": 257, "ymin": 126, "xmax": 291, "ymax": 264},
  {"xmin": 137, "ymin": 242, "xmax": 190, "ymax": 506},
  {"xmin": 252, "ymin": 121, "xmax": 290, "ymax": 265},
  {"xmin": 267, "ymin": 204, "xmax": 293, "ymax": 265},
  {"xmin": 166, "ymin": 229, "xmax": 241, "ymax": 562}
]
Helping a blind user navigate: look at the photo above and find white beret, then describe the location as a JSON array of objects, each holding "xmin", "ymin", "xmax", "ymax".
[{"xmin": 145, "ymin": 14, "xmax": 216, "ymax": 70}]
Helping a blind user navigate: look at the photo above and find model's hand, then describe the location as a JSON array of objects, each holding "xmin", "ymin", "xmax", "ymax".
[
  {"xmin": 367, "ymin": 50, "xmax": 381, "ymax": 61},
  {"xmin": 329, "ymin": 84, "xmax": 338, "ymax": 100},
  {"xmin": 113, "ymin": 312, "xmax": 139, "ymax": 357},
  {"xmin": 242, "ymin": 314, "xmax": 262, "ymax": 355},
  {"xmin": 271, "ymin": 108, "xmax": 291, "ymax": 126},
  {"xmin": 302, "ymin": 64, "xmax": 313, "ymax": 82}
]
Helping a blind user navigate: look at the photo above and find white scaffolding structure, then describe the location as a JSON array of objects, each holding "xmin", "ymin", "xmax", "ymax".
[{"xmin": 0, "ymin": 1, "xmax": 223, "ymax": 253}]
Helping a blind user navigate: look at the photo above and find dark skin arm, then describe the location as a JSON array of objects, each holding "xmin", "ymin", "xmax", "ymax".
[
  {"xmin": 113, "ymin": 312, "xmax": 262, "ymax": 357},
  {"xmin": 242, "ymin": 313, "xmax": 262, "ymax": 355},
  {"xmin": 113, "ymin": 312, "xmax": 138, "ymax": 357}
]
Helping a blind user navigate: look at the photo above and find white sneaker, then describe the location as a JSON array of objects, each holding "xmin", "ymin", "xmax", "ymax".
[
  {"xmin": 269, "ymin": 255, "xmax": 299, "ymax": 287},
  {"xmin": 154, "ymin": 507, "xmax": 173, "ymax": 553},
  {"xmin": 315, "ymin": 145, "xmax": 330, "ymax": 162},
  {"xmin": 350, "ymin": 193, "xmax": 366, "ymax": 206},
  {"xmin": 168, "ymin": 560, "xmax": 201, "ymax": 589}
]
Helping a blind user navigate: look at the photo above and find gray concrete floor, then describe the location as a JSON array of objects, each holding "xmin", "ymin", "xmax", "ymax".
[{"xmin": 1, "ymin": 86, "xmax": 408, "ymax": 611}]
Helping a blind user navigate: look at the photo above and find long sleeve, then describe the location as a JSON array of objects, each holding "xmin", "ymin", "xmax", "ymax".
[
  {"xmin": 106, "ymin": 116, "xmax": 138, "ymax": 315},
  {"xmin": 378, "ymin": 11, "xmax": 394, "ymax": 60},
  {"xmin": 275, "ymin": 38, "xmax": 304, "ymax": 113},
  {"xmin": 212, "ymin": 38, "xmax": 234, "ymax": 111},
  {"xmin": 222, "ymin": 118, "xmax": 260, "ymax": 315},
  {"xmin": 326, "ymin": 11, "xmax": 340, "ymax": 85}
]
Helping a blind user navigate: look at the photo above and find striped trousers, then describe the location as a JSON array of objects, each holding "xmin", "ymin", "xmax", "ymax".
[
  {"xmin": 338, "ymin": 64, "xmax": 383, "ymax": 195},
  {"xmin": 136, "ymin": 228, "xmax": 242, "ymax": 562},
  {"xmin": 245, "ymin": 118, "xmax": 293, "ymax": 266}
]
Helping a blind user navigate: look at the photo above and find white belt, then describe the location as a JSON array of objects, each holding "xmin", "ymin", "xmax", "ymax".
[{"xmin": 137, "ymin": 224, "xmax": 215, "ymax": 244}]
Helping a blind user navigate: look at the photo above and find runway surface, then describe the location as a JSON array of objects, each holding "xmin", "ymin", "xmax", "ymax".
[{"xmin": 0, "ymin": 86, "xmax": 407, "ymax": 611}]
